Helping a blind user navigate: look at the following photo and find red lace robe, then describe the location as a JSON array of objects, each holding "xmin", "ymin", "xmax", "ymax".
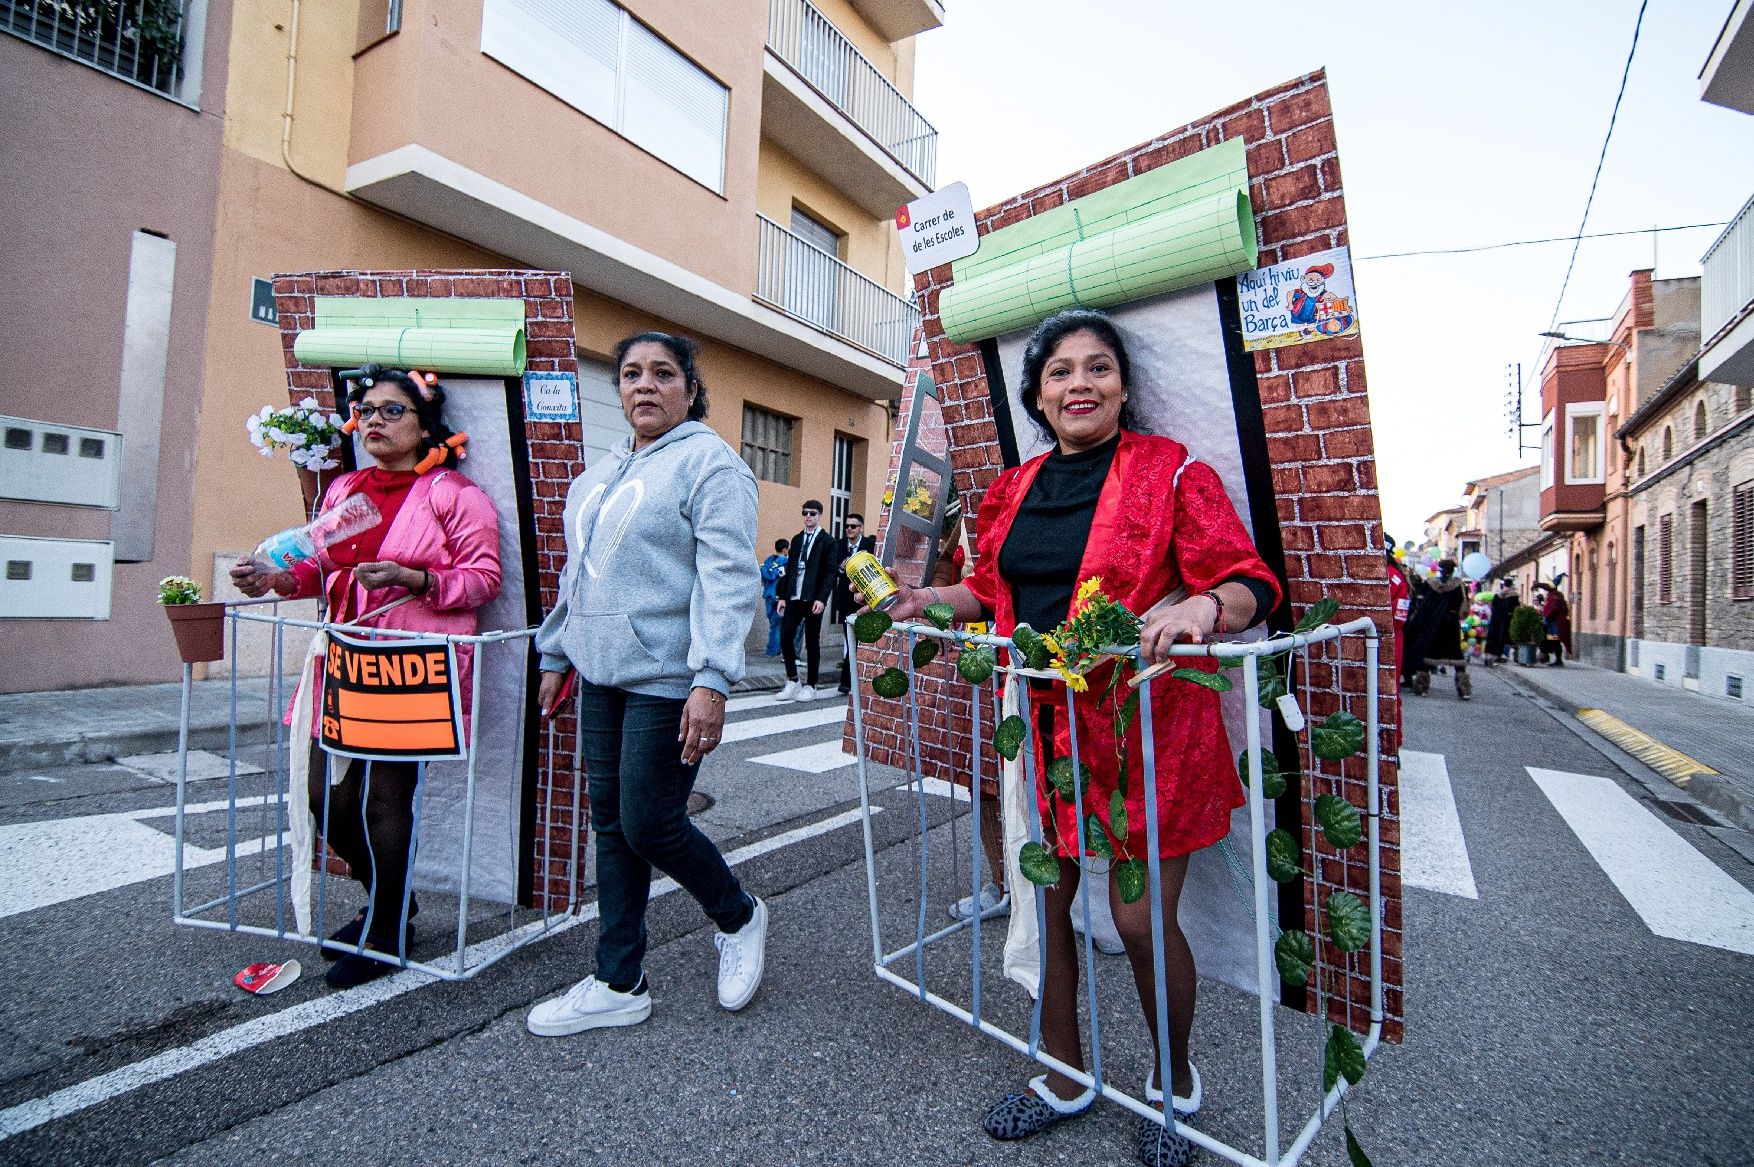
[{"xmin": 966, "ymin": 430, "xmax": 1281, "ymax": 858}]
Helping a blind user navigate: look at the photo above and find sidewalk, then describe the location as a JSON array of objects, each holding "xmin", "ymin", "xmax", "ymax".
[
  {"xmin": 1493, "ymin": 657, "xmax": 1754, "ymax": 827},
  {"xmin": 0, "ymin": 655, "xmax": 798, "ymax": 775}
]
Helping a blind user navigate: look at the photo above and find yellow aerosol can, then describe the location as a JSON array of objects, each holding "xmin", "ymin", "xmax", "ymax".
[{"xmin": 842, "ymin": 550, "xmax": 900, "ymax": 611}]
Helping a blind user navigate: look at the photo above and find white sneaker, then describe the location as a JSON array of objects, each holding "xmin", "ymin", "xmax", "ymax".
[
  {"xmin": 715, "ymin": 895, "xmax": 767, "ymax": 1011},
  {"xmin": 798, "ymin": 684, "xmax": 818, "ymax": 702},
  {"xmin": 776, "ymin": 680, "xmax": 801, "ymax": 702},
  {"xmin": 526, "ymin": 974, "xmax": 651, "ymax": 1037},
  {"xmin": 948, "ymin": 883, "xmax": 1010, "ymax": 922}
]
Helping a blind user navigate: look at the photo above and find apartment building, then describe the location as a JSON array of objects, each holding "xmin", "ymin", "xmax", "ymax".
[
  {"xmin": 0, "ymin": 1, "xmax": 233, "ymax": 690},
  {"xmin": 1, "ymin": 0, "xmax": 942, "ymax": 690},
  {"xmin": 1460, "ymin": 466, "xmax": 1540, "ymax": 570}
]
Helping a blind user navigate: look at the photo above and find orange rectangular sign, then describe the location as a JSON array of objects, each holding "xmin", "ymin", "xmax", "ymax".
[{"xmin": 319, "ymin": 631, "xmax": 463, "ymax": 761}]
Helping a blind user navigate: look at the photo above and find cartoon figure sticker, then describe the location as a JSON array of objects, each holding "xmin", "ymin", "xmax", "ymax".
[{"xmin": 1236, "ymin": 245, "xmax": 1360, "ymax": 351}]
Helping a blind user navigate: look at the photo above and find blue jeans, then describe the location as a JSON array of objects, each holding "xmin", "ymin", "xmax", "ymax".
[
  {"xmin": 581, "ymin": 681, "xmax": 753, "ymax": 987},
  {"xmin": 764, "ymin": 595, "xmax": 782, "ymax": 655}
]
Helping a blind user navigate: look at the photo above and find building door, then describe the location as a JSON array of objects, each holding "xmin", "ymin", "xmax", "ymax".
[
  {"xmin": 830, "ymin": 432, "xmax": 858, "ymax": 538},
  {"xmin": 786, "ymin": 207, "xmax": 840, "ymax": 334}
]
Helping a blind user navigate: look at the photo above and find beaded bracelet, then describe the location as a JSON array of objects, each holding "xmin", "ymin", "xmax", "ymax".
[{"xmin": 1201, "ymin": 589, "xmax": 1227, "ymax": 636}]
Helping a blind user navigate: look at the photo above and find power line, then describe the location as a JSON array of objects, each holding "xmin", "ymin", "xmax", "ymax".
[
  {"xmin": 1547, "ymin": 0, "xmax": 1650, "ymax": 331},
  {"xmin": 1355, "ymin": 221, "xmax": 1725, "ymax": 262}
]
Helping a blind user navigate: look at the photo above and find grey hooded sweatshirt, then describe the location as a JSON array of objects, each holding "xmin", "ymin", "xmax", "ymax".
[{"xmin": 536, "ymin": 420, "xmax": 759, "ymax": 698}]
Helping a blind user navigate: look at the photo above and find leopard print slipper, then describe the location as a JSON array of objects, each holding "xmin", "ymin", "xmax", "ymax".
[
  {"xmin": 1136, "ymin": 1114, "xmax": 1194, "ymax": 1166},
  {"xmin": 981, "ymin": 1076, "xmax": 1094, "ymax": 1141}
]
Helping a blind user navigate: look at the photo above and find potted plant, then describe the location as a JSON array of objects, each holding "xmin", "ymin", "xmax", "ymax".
[
  {"xmin": 247, "ymin": 398, "xmax": 347, "ymax": 515},
  {"xmin": 158, "ymin": 575, "xmax": 225, "ymax": 664},
  {"xmin": 1508, "ymin": 604, "xmax": 1544, "ymax": 666}
]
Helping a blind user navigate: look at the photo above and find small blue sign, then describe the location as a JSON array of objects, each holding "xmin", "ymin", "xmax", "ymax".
[
  {"xmin": 250, "ymin": 277, "xmax": 279, "ymax": 326},
  {"xmin": 523, "ymin": 372, "xmax": 579, "ymax": 422}
]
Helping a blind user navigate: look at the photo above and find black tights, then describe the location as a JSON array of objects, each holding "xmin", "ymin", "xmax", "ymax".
[{"xmin": 307, "ymin": 753, "xmax": 420, "ymax": 947}]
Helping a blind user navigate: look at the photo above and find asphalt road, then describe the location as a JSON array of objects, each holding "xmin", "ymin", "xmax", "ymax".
[{"xmin": 1, "ymin": 673, "xmax": 1751, "ymax": 1166}]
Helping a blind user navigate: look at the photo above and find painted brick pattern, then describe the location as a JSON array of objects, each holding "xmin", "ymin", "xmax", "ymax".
[
  {"xmin": 853, "ymin": 72, "xmax": 1403, "ymax": 1042},
  {"xmin": 273, "ymin": 270, "xmax": 585, "ymax": 911}
]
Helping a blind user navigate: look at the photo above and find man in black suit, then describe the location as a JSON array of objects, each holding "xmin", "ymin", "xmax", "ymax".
[
  {"xmin": 776, "ymin": 500, "xmax": 835, "ymax": 701},
  {"xmin": 831, "ymin": 513, "xmax": 876, "ymax": 694}
]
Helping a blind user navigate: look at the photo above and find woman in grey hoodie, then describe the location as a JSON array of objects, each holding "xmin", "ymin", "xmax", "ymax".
[{"xmin": 527, "ymin": 332, "xmax": 766, "ymax": 1037}]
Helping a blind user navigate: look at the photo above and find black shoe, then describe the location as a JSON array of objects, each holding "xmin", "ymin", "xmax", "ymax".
[
  {"xmin": 321, "ymin": 897, "xmax": 418, "ymax": 961},
  {"xmin": 324, "ymin": 950, "xmax": 400, "ymax": 989}
]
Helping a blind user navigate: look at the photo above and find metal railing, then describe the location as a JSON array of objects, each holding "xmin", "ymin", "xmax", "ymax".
[
  {"xmin": 848, "ymin": 618, "xmax": 1388, "ymax": 1167},
  {"xmin": 1702, "ymin": 192, "xmax": 1754, "ymax": 340},
  {"xmin": 766, "ymin": 0, "xmax": 937, "ymax": 186},
  {"xmin": 756, "ymin": 213, "xmax": 920, "ymax": 367},
  {"xmin": 2, "ymin": 0, "xmax": 190, "ymax": 99}
]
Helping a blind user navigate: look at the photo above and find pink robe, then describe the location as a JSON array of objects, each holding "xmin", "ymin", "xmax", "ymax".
[{"xmin": 965, "ymin": 430, "xmax": 1281, "ymax": 859}]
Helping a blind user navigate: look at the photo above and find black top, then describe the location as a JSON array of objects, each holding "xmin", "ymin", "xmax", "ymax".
[
  {"xmin": 996, "ymin": 432, "xmax": 1278, "ymax": 635},
  {"xmin": 999, "ymin": 434, "xmax": 1120, "ymax": 634}
]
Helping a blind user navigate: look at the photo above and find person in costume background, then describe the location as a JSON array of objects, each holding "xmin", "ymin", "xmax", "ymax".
[
  {"xmin": 231, "ymin": 366, "xmax": 502, "ymax": 988},
  {"xmin": 1485, "ymin": 578, "xmax": 1519, "ymax": 665},
  {"xmin": 761, "ymin": 539, "xmax": 788, "ymax": 656},
  {"xmin": 880, "ymin": 309, "xmax": 1280, "ymax": 1162},
  {"xmin": 1404, "ymin": 558, "xmax": 1469, "ymax": 699}
]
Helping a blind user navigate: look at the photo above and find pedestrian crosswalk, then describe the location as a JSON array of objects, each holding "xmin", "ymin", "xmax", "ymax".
[{"xmin": 1399, "ymin": 751, "xmax": 1479, "ymax": 900}]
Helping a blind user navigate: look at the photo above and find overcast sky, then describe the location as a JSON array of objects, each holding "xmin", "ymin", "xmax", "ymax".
[{"xmin": 913, "ymin": 0, "xmax": 1754, "ymax": 544}]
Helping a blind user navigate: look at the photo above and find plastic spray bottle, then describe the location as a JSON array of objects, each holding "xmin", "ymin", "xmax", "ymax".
[{"xmin": 251, "ymin": 493, "xmax": 383, "ymax": 573}]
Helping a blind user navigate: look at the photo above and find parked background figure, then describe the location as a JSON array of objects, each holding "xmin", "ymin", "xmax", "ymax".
[
  {"xmin": 1404, "ymin": 558, "xmax": 1469, "ymax": 699},
  {"xmin": 775, "ymin": 499, "xmax": 836, "ymax": 701},
  {"xmin": 830, "ymin": 513, "xmax": 875, "ymax": 694},
  {"xmin": 231, "ymin": 366, "xmax": 502, "ymax": 988},
  {"xmin": 877, "ymin": 309, "xmax": 1280, "ymax": 1163},
  {"xmin": 527, "ymin": 331, "xmax": 767, "ymax": 1038},
  {"xmin": 761, "ymin": 539, "xmax": 788, "ymax": 656},
  {"xmin": 1384, "ymin": 544, "xmax": 1409, "ymax": 682},
  {"xmin": 1541, "ymin": 575, "xmax": 1573, "ymax": 667},
  {"xmin": 1485, "ymin": 577, "xmax": 1520, "ymax": 666}
]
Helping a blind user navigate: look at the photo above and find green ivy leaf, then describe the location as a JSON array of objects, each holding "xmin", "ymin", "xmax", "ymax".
[
  {"xmin": 1170, "ymin": 667, "xmax": 1234, "ymax": 692},
  {"xmin": 1018, "ymin": 841, "xmax": 1061, "ymax": 887},
  {"xmin": 1045, "ymin": 756, "xmax": 1089, "ymax": 800},
  {"xmin": 1315, "ymin": 793, "xmax": 1363, "ymax": 850},
  {"xmin": 1012, "ymin": 623, "xmax": 1042, "ymax": 664},
  {"xmin": 1344, "ymin": 1120, "xmax": 1374, "ymax": 1167},
  {"xmin": 1237, "ymin": 749, "xmax": 1290, "ymax": 800},
  {"xmin": 1274, "ymin": 929, "xmax": 1315, "ymax": 986},
  {"xmin": 1115, "ymin": 689, "xmax": 1141, "ymax": 737},
  {"xmin": 1256, "ymin": 653, "xmax": 1289, "ymax": 708},
  {"xmin": 1114, "ymin": 858, "xmax": 1147, "ymax": 903},
  {"xmin": 1312, "ymin": 711, "xmax": 1366, "ymax": 761},
  {"xmin": 922, "ymin": 602, "xmax": 955, "ymax": 631},
  {"xmin": 1266, "ymin": 828, "xmax": 1303, "ymax": 882},
  {"xmin": 1323, "ymin": 1024, "xmax": 1367, "ymax": 1092},
  {"xmin": 1082, "ymin": 813, "xmax": 1114, "ymax": 860},
  {"xmin": 956, "ymin": 645, "xmax": 996, "ymax": 684},
  {"xmin": 912, "ymin": 639, "xmax": 939, "ymax": 669},
  {"xmin": 1108, "ymin": 789, "xmax": 1129, "ymax": 842},
  {"xmin": 852, "ymin": 610, "xmax": 893, "ymax": 644},
  {"xmin": 992, "ymin": 714, "xmax": 1026, "ymax": 761},
  {"xmin": 870, "ymin": 668, "xmax": 909, "ymax": 699},
  {"xmin": 1326, "ymin": 891, "xmax": 1372, "ymax": 952},
  {"xmin": 1295, "ymin": 597, "xmax": 1341, "ymax": 634}
]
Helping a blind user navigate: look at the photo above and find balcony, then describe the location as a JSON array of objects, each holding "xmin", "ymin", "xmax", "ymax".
[
  {"xmin": 755, "ymin": 214, "xmax": 919, "ymax": 367},
  {"xmin": 764, "ymin": 0, "xmax": 937, "ymax": 217},
  {"xmin": 1700, "ymin": 192, "xmax": 1754, "ymax": 387},
  {"xmin": 1, "ymin": 0, "xmax": 196, "ymax": 102},
  {"xmin": 1701, "ymin": 0, "xmax": 1754, "ymax": 113},
  {"xmin": 847, "ymin": 0, "xmax": 944, "ymax": 42}
]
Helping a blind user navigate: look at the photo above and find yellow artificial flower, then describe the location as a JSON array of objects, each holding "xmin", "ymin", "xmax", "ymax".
[
  {"xmin": 1075, "ymin": 576, "xmax": 1104, "ymax": 607},
  {"xmin": 1052, "ymin": 660, "xmax": 1089, "ymax": 692},
  {"xmin": 882, "ymin": 488, "xmax": 895, "ymax": 507}
]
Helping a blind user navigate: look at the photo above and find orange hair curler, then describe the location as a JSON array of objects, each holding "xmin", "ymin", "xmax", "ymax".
[
  {"xmin": 413, "ymin": 432, "xmax": 468, "ymax": 474},
  {"xmin": 341, "ymin": 405, "xmax": 361, "ymax": 435}
]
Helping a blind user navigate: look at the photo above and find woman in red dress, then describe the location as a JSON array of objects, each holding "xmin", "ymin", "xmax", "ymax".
[{"xmin": 883, "ymin": 310, "xmax": 1280, "ymax": 1160}]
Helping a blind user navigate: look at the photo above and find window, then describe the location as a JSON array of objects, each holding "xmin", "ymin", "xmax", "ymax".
[
  {"xmin": 830, "ymin": 433, "xmax": 858, "ymax": 538},
  {"xmin": 4, "ymin": 428, "xmax": 30, "ymax": 451},
  {"xmin": 1541, "ymin": 412, "xmax": 1555, "ymax": 488},
  {"xmin": 1658, "ymin": 514, "xmax": 1674, "ymax": 605},
  {"xmin": 785, "ymin": 206, "xmax": 842, "ymax": 332},
  {"xmin": 0, "ymin": 0, "xmax": 200, "ymax": 101},
  {"xmin": 1694, "ymin": 400, "xmax": 1709, "ymax": 441},
  {"xmin": 481, "ymin": 0, "xmax": 729, "ymax": 192},
  {"xmin": 1588, "ymin": 548, "xmax": 1598, "ymax": 621},
  {"xmin": 1737, "ymin": 384, "xmax": 1751, "ymax": 414},
  {"xmin": 1607, "ymin": 542, "xmax": 1617, "ymax": 619},
  {"xmin": 1566, "ymin": 402, "xmax": 1604, "ymax": 484},
  {"xmin": 70, "ymin": 563, "xmax": 96, "ymax": 583},
  {"xmin": 740, "ymin": 405, "xmax": 794, "ymax": 484},
  {"xmin": 1636, "ymin": 447, "xmax": 1645, "ymax": 478},
  {"xmin": 1632, "ymin": 526, "xmax": 1645, "ymax": 637},
  {"xmin": 1735, "ymin": 480, "xmax": 1754, "ymax": 601},
  {"xmin": 42, "ymin": 433, "xmax": 69, "ymax": 455},
  {"xmin": 1663, "ymin": 426, "xmax": 1673, "ymax": 461}
]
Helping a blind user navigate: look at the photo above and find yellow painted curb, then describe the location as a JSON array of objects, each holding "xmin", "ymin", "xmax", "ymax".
[{"xmin": 1576, "ymin": 708, "xmax": 1719, "ymax": 788}]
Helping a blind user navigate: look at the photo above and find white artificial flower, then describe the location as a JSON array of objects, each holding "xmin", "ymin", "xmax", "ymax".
[
  {"xmin": 298, "ymin": 396, "xmax": 319, "ymax": 410},
  {"xmin": 258, "ymin": 405, "xmax": 273, "ymax": 421},
  {"xmin": 328, "ymin": 413, "xmax": 344, "ymax": 428},
  {"xmin": 316, "ymin": 457, "xmax": 339, "ymax": 470},
  {"xmin": 259, "ymin": 446, "xmax": 275, "ymax": 457},
  {"xmin": 290, "ymin": 433, "xmax": 308, "ymax": 447}
]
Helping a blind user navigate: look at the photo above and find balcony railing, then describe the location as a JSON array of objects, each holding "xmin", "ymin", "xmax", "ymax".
[
  {"xmin": 767, "ymin": 0, "xmax": 937, "ymax": 186},
  {"xmin": 1703, "ymin": 192, "xmax": 1754, "ymax": 340},
  {"xmin": 2, "ymin": 0, "xmax": 191, "ymax": 99},
  {"xmin": 755, "ymin": 214, "xmax": 920, "ymax": 367}
]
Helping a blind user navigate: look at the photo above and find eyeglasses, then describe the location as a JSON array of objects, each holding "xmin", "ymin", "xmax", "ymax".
[
  {"xmin": 356, "ymin": 403, "xmax": 410, "ymax": 421},
  {"xmin": 845, "ymin": 523, "xmax": 862, "ymax": 530},
  {"xmin": 802, "ymin": 510, "xmax": 821, "ymax": 517}
]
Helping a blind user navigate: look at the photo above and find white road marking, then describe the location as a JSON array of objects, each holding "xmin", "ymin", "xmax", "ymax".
[
  {"xmin": 1398, "ymin": 751, "xmax": 1478, "ymax": 899},
  {"xmin": 0, "ymin": 804, "xmax": 880, "ymax": 1141},
  {"xmin": 721, "ymin": 703, "xmax": 846, "ymax": 744},
  {"xmin": 117, "ymin": 750, "xmax": 264, "ymax": 782},
  {"xmin": 915, "ymin": 776, "xmax": 972, "ymax": 803},
  {"xmin": 725, "ymin": 693, "xmax": 784, "ymax": 713},
  {"xmin": 1529, "ymin": 767, "xmax": 1754, "ymax": 955},
  {"xmin": 751, "ymin": 739, "xmax": 858, "ymax": 774}
]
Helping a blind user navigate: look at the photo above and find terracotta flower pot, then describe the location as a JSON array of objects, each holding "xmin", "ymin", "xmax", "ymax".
[
  {"xmin": 164, "ymin": 602, "xmax": 227, "ymax": 664},
  {"xmin": 296, "ymin": 465, "xmax": 344, "ymax": 516}
]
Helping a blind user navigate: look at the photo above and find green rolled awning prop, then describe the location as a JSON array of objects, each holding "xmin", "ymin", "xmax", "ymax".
[
  {"xmin": 938, "ymin": 138, "xmax": 1258, "ymax": 344},
  {"xmin": 291, "ymin": 295, "xmax": 528, "ymax": 376}
]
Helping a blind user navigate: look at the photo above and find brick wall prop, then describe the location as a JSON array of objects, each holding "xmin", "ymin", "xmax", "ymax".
[
  {"xmin": 856, "ymin": 72, "xmax": 1402, "ymax": 1042},
  {"xmin": 273, "ymin": 270, "xmax": 585, "ymax": 912}
]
